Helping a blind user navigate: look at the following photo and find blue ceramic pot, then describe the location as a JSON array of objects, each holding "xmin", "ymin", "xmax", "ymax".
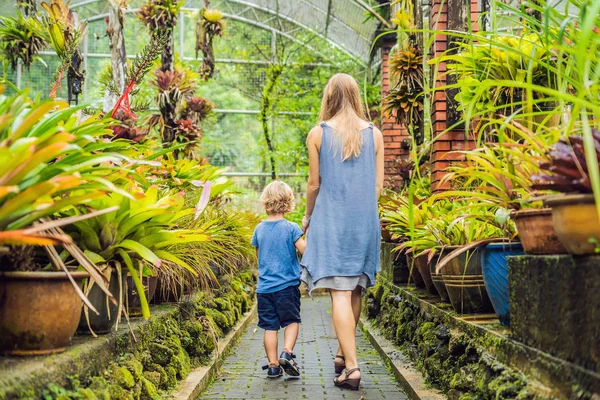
[{"xmin": 481, "ymin": 242, "xmax": 525, "ymax": 326}]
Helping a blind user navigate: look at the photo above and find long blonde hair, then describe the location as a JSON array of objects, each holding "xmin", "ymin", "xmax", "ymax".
[{"xmin": 319, "ymin": 73, "xmax": 366, "ymax": 160}]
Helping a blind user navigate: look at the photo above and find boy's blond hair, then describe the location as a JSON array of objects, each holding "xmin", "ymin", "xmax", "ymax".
[{"xmin": 260, "ymin": 181, "xmax": 295, "ymax": 215}]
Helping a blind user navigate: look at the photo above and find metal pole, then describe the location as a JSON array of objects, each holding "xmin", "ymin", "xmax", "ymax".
[
  {"xmin": 179, "ymin": 11, "xmax": 185, "ymax": 57},
  {"xmin": 16, "ymin": 62, "xmax": 22, "ymax": 90},
  {"xmin": 83, "ymin": 30, "xmax": 89, "ymax": 101}
]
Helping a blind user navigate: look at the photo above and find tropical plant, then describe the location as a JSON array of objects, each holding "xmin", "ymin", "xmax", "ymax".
[
  {"xmin": 0, "ymin": 12, "xmax": 47, "ymax": 71},
  {"xmin": 389, "ymin": 48, "xmax": 424, "ymax": 91},
  {"xmin": 138, "ymin": 0, "xmax": 183, "ymax": 72},
  {"xmin": 146, "ymin": 67, "xmax": 208, "ymax": 157},
  {"xmin": 383, "ymin": 84, "xmax": 424, "ymax": 127},
  {"xmin": 63, "ymin": 182, "xmax": 213, "ymax": 318},
  {"xmin": 531, "ymin": 130, "xmax": 600, "ymax": 193},
  {"xmin": 195, "ymin": 7, "xmax": 225, "ymax": 80},
  {"xmin": 0, "ymin": 90, "xmax": 131, "ymax": 312},
  {"xmin": 41, "ymin": 0, "xmax": 87, "ymax": 101}
]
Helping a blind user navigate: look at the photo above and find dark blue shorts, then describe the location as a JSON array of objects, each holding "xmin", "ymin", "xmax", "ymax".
[{"xmin": 257, "ymin": 284, "xmax": 301, "ymax": 331}]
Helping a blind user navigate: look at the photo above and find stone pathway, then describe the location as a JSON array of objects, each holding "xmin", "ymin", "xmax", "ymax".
[{"xmin": 198, "ymin": 296, "xmax": 408, "ymax": 400}]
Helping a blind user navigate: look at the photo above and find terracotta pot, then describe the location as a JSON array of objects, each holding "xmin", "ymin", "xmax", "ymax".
[
  {"xmin": 414, "ymin": 254, "xmax": 438, "ymax": 296},
  {"xmin": 404, "ymin": 253, "xmax": 426, "ymax": 288},
  {"xmin": 430, "ymin": 247, "xmax": 455, "ymax": 303},
  {"xmin": 77, "ymin": 269, "xmax": 125, "ymax": 335},
  {"xmin": 0, "ymin": 271, "xmax": 88, "ymax": 355},
  {"xmin": 441, "ymin": 249, "xmax": 494, "ymax": 314},
  {"xmin": 512, "ymin": 208, "xmax": 566, "ymax": 255},
  {"xmin": 545, "ymin": 194, "xmax": 600, "ymax": 255},
  {"xmin": 127, "ymin": 276, "xmax": 158, "ymax": 316},
  {"xmin": 392, "ymin": 247, "xmax": 411, "ymax": 285}
]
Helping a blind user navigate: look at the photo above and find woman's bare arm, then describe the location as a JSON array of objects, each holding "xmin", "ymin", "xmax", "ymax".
[
  {"xmin": 303, "ymin": 126, "xmax": 322, "ymax": 230},
  {"xmin": 374, "ymin": 127, "xmax": 384, "ymax": 199}
]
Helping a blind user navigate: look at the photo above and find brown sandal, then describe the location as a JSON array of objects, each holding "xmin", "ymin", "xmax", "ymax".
[
  {"xmin": 334, "ymin": 354, "xmax": 345, "ymax": 374},
  {"xmin": 333, "ymin": 367, "xmax": 360, "ymax": 390}
]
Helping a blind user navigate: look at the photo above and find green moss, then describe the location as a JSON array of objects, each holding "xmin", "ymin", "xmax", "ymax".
[
  {"xmin": 109, "ymin": 365, "xmax": 135, "ymax": 389},
  {"xmin": 107, "ymin": 383, "xmax": 133, "ymax": 400},
  {"xmin": 149, "ymin": 342, "xmax": 174, "ymax": 366},
  {"xmin": 121, "ymin": 357, "xmax": 144, "ymax": 382},
  {"xmin": 140, "ymin": 377, "xmax": 160, "ymax": 400}
]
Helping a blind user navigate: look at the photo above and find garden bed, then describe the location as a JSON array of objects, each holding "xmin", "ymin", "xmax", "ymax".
[
  {"xmin": 0, "ymin": 271, "xmax": 256, "ymax": 400},
  {"xmin": 364, "ymin": 244, "xmax": 600, "ymax": 400}
]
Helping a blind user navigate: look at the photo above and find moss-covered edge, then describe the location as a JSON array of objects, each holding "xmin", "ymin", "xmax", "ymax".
[
  {"xmin": 364, "ymin": 279, "xmax": 539, "ymax": 400},
  {"xmin": 17, "ymin": 270, "xmax": 256, "ymax": 400}
]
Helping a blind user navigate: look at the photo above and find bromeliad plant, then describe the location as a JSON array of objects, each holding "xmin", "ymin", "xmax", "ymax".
[
  {"xmin": 531, "ymin": 130, "xmax": 600, "ymax": 194},
  {"xmin": 0, "ymin": 90, "xmax": 132, "ymax": 312},
  {"xmin": 64, "ymin": 182, "xmax": 214, "ymax": 319},
  {"xmin": 0, "ymin": 12, "xmax": 47, "ymax": 72},
  {"xmin": 195, "ymin": 8, "xmax": 225, "ymax": 80}
]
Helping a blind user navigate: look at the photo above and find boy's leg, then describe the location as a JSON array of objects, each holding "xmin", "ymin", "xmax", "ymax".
[
  {"xmin": 264, "ymin": 330, "xmax": 279, "ymax": 365},
  {"xmin": 258, "ymin": 292, "xmax": 283, "ymax": 377},
  {"xmin": 282, "ymin": 322, "xmax": 299, "ymax": 353}
]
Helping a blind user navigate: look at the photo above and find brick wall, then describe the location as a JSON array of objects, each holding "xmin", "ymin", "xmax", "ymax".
[
  {"xmin": 381, "ymin": 38, "xmax": 410, "ymax": 189},
  {"xmin": 430, "ymin": 0, "xmax": 480, "ymax": 192}
]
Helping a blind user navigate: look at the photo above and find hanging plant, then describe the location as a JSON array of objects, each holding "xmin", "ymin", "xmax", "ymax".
[
  {"xmin": 383, "ymin": 84, "xmax": 424, "ymax": 127},
  {"xmin": 0, "ymin": 13, "xmax": 47, "ymax": 71},
  {"xmin": 182, "ymin": 96, "xmax": 213, "ymax": 125},
  {"xmin": 389, "ymin": 47, "xmax": 423, "ymax": 90},
  {"xmin": 41, "ymin": 0, "xmax": 87, "ymax": 102},
  {"xmin": 138, "ymin": 0, "xmax": 183, "ymax": 72},
  {"xmin": 195, "ymin": 8, "xmax": 225, "ymax": 80}
]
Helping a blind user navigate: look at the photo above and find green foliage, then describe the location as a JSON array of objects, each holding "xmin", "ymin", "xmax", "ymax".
[{"xmin": 0, "ymin": 12, "xmax": 46, "ymax": 71}]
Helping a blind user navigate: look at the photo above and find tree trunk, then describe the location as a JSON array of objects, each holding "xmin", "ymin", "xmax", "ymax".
[
  {"xmin": 259, "ymin": 65, "xmax": 283, "ymax": 181},
  {"xmin": 160, "ymin": 29, "xmax": 174, "ymax": 72},
  {"xmin": 103, "ymin": 0, "xmax": 127, "ymax": 113}
]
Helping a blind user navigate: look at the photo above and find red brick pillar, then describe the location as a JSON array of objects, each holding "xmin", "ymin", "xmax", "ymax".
[
  {"xmin": 430, "ymin": 0, "xmax": 480, "ymax": 192},
  {"xmin": 380, "ymin": 36, "xmax": 410, "ymax": 188}
]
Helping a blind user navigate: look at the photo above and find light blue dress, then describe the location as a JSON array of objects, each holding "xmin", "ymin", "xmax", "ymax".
[{"xmin": 300, "ymin": 121, "xmax": 381, "ymax": 295}]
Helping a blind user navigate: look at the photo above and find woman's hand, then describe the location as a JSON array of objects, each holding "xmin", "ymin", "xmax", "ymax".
[{"xmin": 302, "ymin": 215, "xmax": 310, "ymax": 233}]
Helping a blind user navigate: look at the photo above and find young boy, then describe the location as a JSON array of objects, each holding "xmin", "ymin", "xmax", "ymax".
[{"xmin": 252, "ymin": 181, "xmax": 306, "ymax": 379}]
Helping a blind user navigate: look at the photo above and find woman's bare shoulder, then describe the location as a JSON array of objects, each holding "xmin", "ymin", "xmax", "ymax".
[{"xmin": 307, "ymin": 125, "xmax": 323, "ymax": 143}]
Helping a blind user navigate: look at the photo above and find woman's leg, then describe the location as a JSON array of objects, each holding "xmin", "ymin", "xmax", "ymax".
[
  {"xmin": 335, "ymin": 286, "xmax": 362, "ymax": 357},
  {"xmin": 330, "ymin": 289, "xmax": 360, "ymax": 379}
]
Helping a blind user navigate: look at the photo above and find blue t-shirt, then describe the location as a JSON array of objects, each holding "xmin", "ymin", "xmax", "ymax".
[{"xmin": 251, "ymin": 219, "xmax": 303, "ymax": 294}]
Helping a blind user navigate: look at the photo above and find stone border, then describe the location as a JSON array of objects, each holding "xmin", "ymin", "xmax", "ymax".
[
  {"xmin": 359, "ymin": 318, "xmax": 446, "ymax": 400},
  {"xmin": 171, "ymin": 302, "xmax": 258, "ymax": 400}
]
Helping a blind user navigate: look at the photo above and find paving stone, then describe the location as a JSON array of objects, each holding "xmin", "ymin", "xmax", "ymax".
[{"xmin": 198, "ymin": 296, "xmax": 408, "ymax": 400}]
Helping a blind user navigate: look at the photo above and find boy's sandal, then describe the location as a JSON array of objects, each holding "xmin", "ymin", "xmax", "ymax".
[
  {"xmin": 334, "ymin": 354, "xmax": 345, "ymax": 374},
  {"xmin": 262, "ymin": 363, "xmax": 283, "ymax": 378},
  {"xmin": 278, "ymin": 351, "xmax": 300, "ymax": 377},
  {"xmin": 333, "ymin": 367, "xmax": 361, "ymax": 391}
]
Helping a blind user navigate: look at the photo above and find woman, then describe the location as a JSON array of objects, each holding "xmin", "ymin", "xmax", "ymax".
[{"xmin": 300, "ymin": 73, "xmax": 384, "ymax": 390}]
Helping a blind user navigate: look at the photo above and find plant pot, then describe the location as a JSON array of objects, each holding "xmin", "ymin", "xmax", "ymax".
[
  {"xmin": 480, "ymin": 242, "xmax": 525, "ymax": 326},
  {"xmin": 127, "ymin": 275, "xmax": 158, "ymax": 316},
  {"xmin": 77, "ymin": 269, "xmax": 126, "ymax": 335},
  {"xmin": 0, "ymin": 271, "xmax": 88, "ymax": 355},
  {"xmin": 545, "ymin": 194, "xmax": 600, "ymax": 255},
  {"xmin": 414, "ymin": 254, "xmax": 438, "ymax": 296},
  {"xmin": 441, "ymin": 248, "xmax": 494, "ymax": 314},
  {"xmin": 429, "ymin": 247, "xmax": 455, "ymax": 303},
  {"xmin": 405, "ymin": 253, "xmax": 426, "ymax": 288},
  {"xmin": 512, "ymin": 208, "xmax": 566, "ymax": 254}
]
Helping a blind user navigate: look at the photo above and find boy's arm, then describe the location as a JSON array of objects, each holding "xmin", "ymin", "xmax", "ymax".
[{"xmin": 295, "ymin": 237, "xmax": 306, "ymax": 255}]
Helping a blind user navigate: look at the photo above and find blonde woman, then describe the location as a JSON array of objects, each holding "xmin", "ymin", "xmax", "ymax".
[{"xmin": 300, "ymin": 73, "xmax": 384, "ymax": 390}]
